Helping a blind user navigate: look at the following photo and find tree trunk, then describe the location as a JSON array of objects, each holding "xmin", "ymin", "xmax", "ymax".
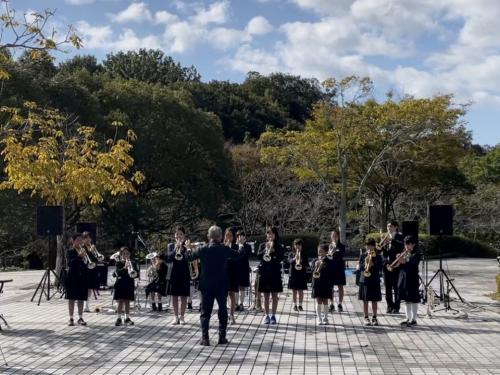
[
  {"xmin": 339, "ymin": 155, "xmax": 348, "ymax": 243},
  {"xmin": 55, "ymin": 233, "xmax": 67, "ymax": 284}
]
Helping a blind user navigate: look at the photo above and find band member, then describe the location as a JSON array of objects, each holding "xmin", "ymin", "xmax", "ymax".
[
  {"xmin": 65, "ymin": 233, "xmax": 88, "ymax": 326},
  {"xmin": 358, "ymin": 239, "xmax": 383, "ymax": 326},
  {"xmin": 235, "ymin": 230, "xmax": 252, "ymax": 311},
  {"xmin": 166, "ymin": 226, "xmax": 191, "ymax": 325},
  {"xmin": 225, "ymin": 227, "xmax": 239, "ymax": 324},
  {"xmin": 257, "ymin": 226, "xmax": 285, "ymax": 325},
  {"xmin": 328, "ymin": 229, "xmax": 346, "ymax": 313},
  {"xmin": 288, "ymin": 239, "xmax": 308, "ymax": 311},
  {"xmin": 82, "ymin": 232, "xmax": 99, "ymax": 313},
  {"xmin": 396, "ymin": 236, "xmax": 421, "ymax": 327},
  {"xmin": 145, "ymin": 254, "xmax": 168, "ymax": 311},
  {"xmin": 311, "ymin": 244, "xmax": 332, "ymax": 325},
  {"xmin": 197, "ymin": 225, "xmax": 241, "ymax": 346},
  {"xmin": 381, "ymin": 221, "xmax": 404, "ymax": 313},
  {"xmin": 113, "ymin": 247, "xmax": 138, "ymax": 326}
]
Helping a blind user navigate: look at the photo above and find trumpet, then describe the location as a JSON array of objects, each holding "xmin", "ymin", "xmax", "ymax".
[
  {"xmin": 126, "ymin": 259, "xmax": 138, "ymax": 278},
  {"xmin": 376, "ymin": 231, "xmax": 391, "ymax": 251},
  {"xmin": 89, "ymin": 244, "xmax": 105, "ymax": 262},
  {"xmin": 174, "ymin": 240, "xmax": 183, "ymax": 261},
  {"xmin": 386, "ymin": 248, "xmax": 410, "ymax": 272},
  {"xmin": 363, "ymin": 249, "xmax": 377, "ymax": 277},
  {"xmin": 78, "ymin": 246, "xmax": 96, "ymax": 269},
  {"xmin": 327, "ymin": 243, "xmax": 337, "ymax": 260},
  {"xmin": 312, "ymin": 257, "xmax": 325, "ymax": 279},
  {"xmin": 294, "ymin": 249, "xmax": 303, "ymax": 271},
  {"xmin": 262, "ymin": 241, "xmax": 273, "ymax": 262}
]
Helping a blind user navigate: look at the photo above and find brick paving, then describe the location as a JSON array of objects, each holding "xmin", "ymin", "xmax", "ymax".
[{"xmin": 0, "ymin": 258, "xmax": 499, "ymax": 374}]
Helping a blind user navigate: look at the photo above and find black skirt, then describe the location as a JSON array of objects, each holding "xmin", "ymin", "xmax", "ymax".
[
  {"xmin": 358, "ymin": 283, "xmax": 382, "ymax": 302},
  {"xmin": 114, "ymin": 276, "xmax": 135, "ymax": 301},
  {"xmin": 258, "ymin": 263, "xmax": 283, "ymax": 293},
  {"xmin": 227, "ymin": 259, "xmax": 240, "ymax": 293},
  {"xmin": 288, "ymin": 264, "xmax": 308, "ymax": 290},
  {"xmin": 86, "ymin": 267, "xmax": 100, "ymax": 290},
  {"xmin": 167, "ymin": 261, "xmax": 191, "ymax": 297},
  {"xmin": 397, "ymin": 272, "xmax": 420, "ymax": 303},
  {"xmin": 330, "ymin": 260, "xmax": 346, "ymax": 286},
  {"xmin": 237, "ymin": 260, "xmax": 251, "ymax": 287},
  {"xmin": 65, "ymin": 270, "xmax": 88, "ymax": 301}
]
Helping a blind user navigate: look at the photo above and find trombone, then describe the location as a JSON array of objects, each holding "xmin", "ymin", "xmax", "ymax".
[{"xmin": 376, "ymin": 231, "xmax": 391, "ymax": 251}]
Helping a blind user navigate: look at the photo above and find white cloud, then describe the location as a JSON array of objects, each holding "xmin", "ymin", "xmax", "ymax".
[
  {"xmin": 164, "ymin": 21, "xmax": 205, "ymax": 53},
  {"xmin": 246, "ymin": 16, "xmax": 273, "ymax": 35},
  {"xmin": 192, "ymin": 1, "xmax": 230, "ymax": 26},
  {"xmin": 154, "ymin": 10, "xmax": 178, "ymax": 25},
  {"xmin": 112, "ymin": 2, "xmax": 153, "ymax": 23},
  {"xmin": 65, "ymin": 0, "xmax": 95, "ymax": 5},
  {"xmin": 226, "ymin": 44, "xmax": 282, "ymax": 74},
  {"xmin": 76, "ymin": 21, "xmax": 113, "ymax": 49}
]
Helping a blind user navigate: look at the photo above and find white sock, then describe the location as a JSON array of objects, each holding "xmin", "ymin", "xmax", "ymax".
[
  {"xmin": 406, "ymin": 304, "xmax": 412, "ymax": 321},
  {"xmin": 78, "ymin": 314, "xmax": 83, "ymax": 319},
  {"xmin": 411, "ymin": 303, "xmax": 418, "ymax": 321},
  {"xmin": 239, "ymin": 292, "xmax": 245, "ymax": 305},
  {"xmin": 124, "ymin": 313, "xmax": 129, "ymax": 319},
  {"xmin": 315, "ymin": 302, "xmax": 322, "ymax": 319},
  {"xmin": 323, "ymin": 304, "xmax": 329, "ymax": 318},
  {"xmin": 235, "ymin": 292, "xmax": 240, "ymax": 305},
  {"xmin": 85, "ymin": 300, "xmax": 90, "ymax": 309},
  {"xmin": 117, "ymin": 314, "xmax": 122, "ymax": 319}
]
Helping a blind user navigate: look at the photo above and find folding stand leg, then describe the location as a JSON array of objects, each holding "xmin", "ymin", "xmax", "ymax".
[{"xmin": 0, "ymin": 344, "xmax": 7, "ymax": 366}]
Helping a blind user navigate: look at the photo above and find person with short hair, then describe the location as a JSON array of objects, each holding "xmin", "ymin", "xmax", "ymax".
[
  {"xmin": 225, "ymin": 227, "xmax": 239, "ymax": 324},
  {"xmin": 235, "ymin": 230, "xmax": 252, "ymax": 311},
  {"xmin": 311, "ymin": 244, "xmax": 333, "ymax": 325},
  {"xmin": 396, "ymin": 235, "xmax": 421, "ymax": 327},
  {"xmin": 82, "ymin": 231, "xmax": 99, "ymax": 313},
  {"xmin": 196, "ymin": 225, "xmax": 241, "ymax": 346},
  {"xmin": 65, "ymin": 233, "xmax": 88, "ymax": 326},
  {"xmin": 358, "ymin": 239, "xmax": 383, "ymax": 326},
  {"xmin": 328, "ymin": 229, "xmax": 346, "ymax": 313},
  {"xmin": 381, "ymin": 220, "xmax": 404, "ymax": 313},
  {"xmin": 145, "ymin": 253, "xmax": 168, "ymax": 312}
]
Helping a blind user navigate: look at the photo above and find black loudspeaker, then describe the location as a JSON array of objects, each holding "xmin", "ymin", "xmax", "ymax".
[
  {"xmin": 402, "ymin": 221, "xmax": 419, "ymax": 244},
  {"xmin": 428, "ymin": 205, "xmax": 453, "ymax": 235},
  {"xmin": 77, "ymin": 222, "xmax": 97, "ymax": 243},
  {"xmin": 36, "ymin": 206, "xmax": 64, "ymax": 236}
]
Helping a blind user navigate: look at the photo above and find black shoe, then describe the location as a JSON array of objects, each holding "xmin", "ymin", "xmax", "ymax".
[
  {"xmin": 200, "ymin": 337, "xmax": 210, "ymax": 346},
  {"xmin": 239, "ymin": 304, "xmax": 244, "ymax": 311},
  {"xmin": 337, "ymin": 304, "xmax": 343, "ymax": 312},
  {"xmin": 124, "ymin": 318, "xmax": 134, "ymax": 326},
  {"xmin": 393, "ymin": 309, "xmax": 400, "ymax": 314},
  {"xmin": 408, "ymin": 320, "xmax": 417, "ymax": 326},
  {"xmin": 77, "ymin": 318, "xmax": 87, "ymax": 326},
  {"xmin": 364, "ymin": 317, "xmax": 371, "ymax": 326},
  {"xmin": 158, "ymin": 303, "xmax": 162, "ymax": 312},
  {"xmin": 152, "ymin": 303, "xmax": 157, "ymax": 311},
  {"xmin": 115, "ymin": 318, "xmax": 122, "ymax": 326},
  {"xmin": 218, "ymin": 336, "xmax": 229, "ymax": 345},
  {"xmin": 400, "ymin": 319, "xmax": 409, "ymax": 325},
  {"xmin": 298, "ymin": 305, "xmax": 304, "ymax": 311},
  {"xmin": 188, "ymin": 302, "xmax": 193, "ymax": 310},
  {"xmin": 371, "ymin": 317, "xmax": 379, "ymax": 326},
  {"xmin": 329, "ymin": 304, "xmax": 335, "ymax": 312},
  {"xmin": 68, "ymin": 318, "xmax": 74, "ymax": 326},
  {"xmin": 293, "ymin": 305, "xmax": 298, "ymax": 311},
  {"xmin": 235, "ymin": 305, "xmax": 241, "ymax": 312}
]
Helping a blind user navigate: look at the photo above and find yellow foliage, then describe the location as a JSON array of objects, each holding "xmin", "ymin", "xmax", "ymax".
[{"xmin": 0, "ymin": 101, "xmax": 143, "ymax": 205}]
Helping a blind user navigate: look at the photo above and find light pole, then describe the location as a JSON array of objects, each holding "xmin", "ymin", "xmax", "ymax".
[{"xmin": 366, "ymin": 199, "xmax": 374, "ymax": 233}]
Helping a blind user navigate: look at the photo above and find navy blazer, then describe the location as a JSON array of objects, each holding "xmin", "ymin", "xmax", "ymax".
[{"xmin": 196, "ymin": 241, "xmax": 240, "ymax": 293}]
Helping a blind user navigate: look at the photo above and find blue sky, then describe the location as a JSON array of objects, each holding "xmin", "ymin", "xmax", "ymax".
[{"xmin": 13, "ymin": 0, "xmax": 500, "ymax": 146}]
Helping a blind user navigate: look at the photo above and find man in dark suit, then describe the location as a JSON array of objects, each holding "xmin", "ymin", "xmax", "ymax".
[
  {"xmin": 197, "ymin": 225, "xmax": 240, "ymax": 346},
  {"xmin": 382, "ymin": 220, "xmax": 404, "ymax": 313}
]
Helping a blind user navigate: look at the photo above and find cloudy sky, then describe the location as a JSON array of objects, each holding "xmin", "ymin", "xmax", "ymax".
[{"xmin": 16, "ymin": 0, "xmax": 500, "ymax": 146}]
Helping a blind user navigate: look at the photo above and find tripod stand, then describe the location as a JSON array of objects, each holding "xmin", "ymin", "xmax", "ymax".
[
  {"xmin": 31, "ymin": 236, "xmax": 64, "ymax": 305},
  {"xmin": 425, "ymin": 235, "xmax": 464, "ymax": 312}
]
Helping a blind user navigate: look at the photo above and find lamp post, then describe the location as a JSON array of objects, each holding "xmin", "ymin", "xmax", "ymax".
[{"xmin": 366, "ymin": 199, "xmax": 374, "ymax": 233}]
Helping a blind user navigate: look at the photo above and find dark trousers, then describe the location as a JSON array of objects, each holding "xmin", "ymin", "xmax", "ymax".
[
  {"xmin": 200, "ymin": 289, "xmax": 228, "ymax": 338},
  {"xmin": 384, "ymin": 269, "xmax": 400, "ymax": 310}
]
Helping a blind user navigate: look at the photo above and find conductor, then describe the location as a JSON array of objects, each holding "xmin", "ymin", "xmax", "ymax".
[{"xmin": 197, "ymin": 225, "xmax": 241, "ymax": 346}]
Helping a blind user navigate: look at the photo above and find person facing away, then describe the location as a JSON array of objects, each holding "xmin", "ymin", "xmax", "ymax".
[{"xmin": 196, "ymin": 225, "xmax": 242, "ymax": 346}]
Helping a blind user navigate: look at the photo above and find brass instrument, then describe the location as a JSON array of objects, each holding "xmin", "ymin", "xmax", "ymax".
[
  {"xmin": 312, "ymin": 257, "xmax": 325, "ymax": 279},
  {"xmin": 110, "ymin": 251, "xmax": 121, "ymax": 262},
  {"xmin": 294, "ymin": 249, "xmax": 303, "ymax": 271},
  {"xmin": 126, "ymin": 259, "xmax": 138, "ymax": 278},
  {"xmin": 146, "ymin": 251, "xmax": 158, "ymax": 260},
  {"xmin": 386, "ymin": 248, "xmax": 410, "ymax": 272},
  {"xmin": 262, "ymin": 241, "xmax": 273, "ymax": 262},
  {"xmin": 78, "ymin": 246, "xmax": 96, "ymax": 269},
  {"xmin": 89, "ymin": 244, "xmax": 105, "ymax": 262},
  {"xmin": 147, "ymin": 263, "xmax": 159, "ymax": 283},
  {"xmin": 327, "ymin": 243, "xmax": 337, "ymax": 260},
  {"xmin": 363, "ymin": 249, "xmax": 377, "ymax": 277},
  {"xmin": 174, "ymin": 240, "xmax": 183, "ymax": 261},
  {"xmin": 184, "ymin": 240, "xmax": 200, "ymax": 280},
  {"xmin": 376, "ymin": 231, "xmax": 391, "ymax": 251}
]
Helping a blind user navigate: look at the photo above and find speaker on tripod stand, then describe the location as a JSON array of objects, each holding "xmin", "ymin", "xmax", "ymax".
[{"xmin": 426, "ymin": 205, "xmax": 464, "ymax": 312}]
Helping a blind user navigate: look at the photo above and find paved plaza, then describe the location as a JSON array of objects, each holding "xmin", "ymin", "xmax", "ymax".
[{"xmin": 0, "ymin": 258, "xmax": 499, "ymax": 374}]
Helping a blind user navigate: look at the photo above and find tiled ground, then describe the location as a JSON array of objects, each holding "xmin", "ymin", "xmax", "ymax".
[{"xmin": 0, "ymin": 258, "xmax": 499, "ymax": 374}]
